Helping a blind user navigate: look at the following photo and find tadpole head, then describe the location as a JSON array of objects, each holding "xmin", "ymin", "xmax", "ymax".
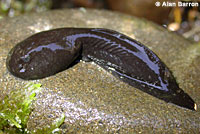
[{"xmin": 6, "ymin": 31, "xmax": 81, "ymax": 80}]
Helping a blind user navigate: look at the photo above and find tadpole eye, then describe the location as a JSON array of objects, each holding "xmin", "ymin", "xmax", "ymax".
[{"xmin": 21, "ymin": 55, "xmax": 30, "ymax": 62}]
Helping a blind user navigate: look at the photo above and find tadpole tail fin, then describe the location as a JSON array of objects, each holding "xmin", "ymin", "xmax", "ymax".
[
  {"xmin": 167, "ymin": 89, "xmax": 197, "ymax": 111},
  {"xmin": 108, "ymin": 67, "xmax": 197, "ymax": 111}
]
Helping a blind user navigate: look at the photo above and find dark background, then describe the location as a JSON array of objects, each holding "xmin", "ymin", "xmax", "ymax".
[{"xmin": 0, "ymin": 0, "xmax": 200, "ymax": 42}]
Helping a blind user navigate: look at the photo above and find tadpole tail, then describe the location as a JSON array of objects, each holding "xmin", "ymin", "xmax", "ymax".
[
  {"xmin": 167, "ymin": 88, "xmax": 197, "ymax": 111},
  {"xmin": 108, "ymin": 67, "xmax": 197, "ymax": 111}
]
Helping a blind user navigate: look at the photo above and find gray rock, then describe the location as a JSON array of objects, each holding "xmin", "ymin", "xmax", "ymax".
[{"xmin": 0, "ymin": 9, "xmax": 200, "ymax": 133}]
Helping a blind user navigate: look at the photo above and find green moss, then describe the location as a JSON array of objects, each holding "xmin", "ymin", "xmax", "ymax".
[
  {"xmin": 0, "ymin": 83, "xmax": 66, "ymax": 134},
  {"xmin": 33, "ymin": 113, "xmax": 65, "ymax": 134},
  {"xmin": 0, "ymin": 83, "xmax": 42, "ymax": 133}
]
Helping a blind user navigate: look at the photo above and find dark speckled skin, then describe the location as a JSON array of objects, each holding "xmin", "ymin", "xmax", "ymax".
[{"xmin": 6, "ymin": 28, "xmax": 196, "ymax": 110}]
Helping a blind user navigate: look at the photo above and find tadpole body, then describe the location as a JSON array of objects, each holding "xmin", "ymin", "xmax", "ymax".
[{"xmin": 6, "ymin": 28, "xmax": 197, "ymax": 110}]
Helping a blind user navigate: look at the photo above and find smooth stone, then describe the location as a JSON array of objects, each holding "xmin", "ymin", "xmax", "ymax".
[{"xmin": 0, "ymin": 9, "xmax": 200, "ymax": 133}]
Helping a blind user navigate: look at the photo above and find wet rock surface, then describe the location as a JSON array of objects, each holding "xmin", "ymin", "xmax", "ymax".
[{"xmin": 0, "ymin": 9, "xmax": 200, "ymax": 133}]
